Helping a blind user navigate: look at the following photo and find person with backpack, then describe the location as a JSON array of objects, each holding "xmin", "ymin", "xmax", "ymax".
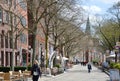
[{"xmin": 87, "ymin": 63, "xmax": 92, "ymax": 73}]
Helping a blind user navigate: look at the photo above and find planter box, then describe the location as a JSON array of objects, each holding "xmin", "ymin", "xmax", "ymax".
[{"xmin": 51, "ymin": 67, "xmax": 58, "ymax": 75}]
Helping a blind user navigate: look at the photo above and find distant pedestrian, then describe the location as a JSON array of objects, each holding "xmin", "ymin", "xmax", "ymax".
[
  {"xmin": 87, "ymin": 63, "xmax": 92, "ymax": 73},
  {"xmin": 31, "ymin": 60, "xmax": 41, "ymax": 81}
]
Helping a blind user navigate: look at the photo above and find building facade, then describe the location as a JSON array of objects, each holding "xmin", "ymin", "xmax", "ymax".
[{"xmin": 0, "ymin": 0, "xmax": 33, "ymax": 67}]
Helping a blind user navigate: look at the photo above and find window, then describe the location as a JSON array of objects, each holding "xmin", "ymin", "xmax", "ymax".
[
  {"xmin": 5, "ymin": 35, "xmax": 8, "ymax": 48},
  {"xmin": 14, "ymin": 15, "xmax": 16, "ymax": 26},
  {"xmin": 5, "ymin": 52, "xmax": 8, "ymax": 66},
  {"xmin": 4, "ymin": 0, "xmax": 12, "ymax": 6},
  {"xmin": 6, "ymin": 11, "xmax": 9, "ymax": 23},
  {"xmin": 9, "ymin": 31, "xmax": 12, "ymax": 48},
  {"xmin": 14, "ymin": 0, "xmax": 16, "ymax": 9},
  {"xmin": 0, "ymin": 8, "xmax": 2, "ymax": 22},
  {"xmin": 20, "ymin": 16, "xmax": 27, "ymax": 27},
  {"xmin": 1, "ymin": 34, "xmax": 4, "ymax": 48},
  {"xmin": 9, "ymin": 0, "xmax": 12, "ymax": 6},
  {"xmin": 20, "ymin": 33, "xmax": 27, "ymax": 44},
  {"xmin": 1, "ymin": 30, "xmax": 4, "ymax": 48},
  {"xmin": 1, "ymin": 51, "xmax": 4, "ymax": 66},
  {"xmin": 17, "ymin": 0, "xmax": 27, "ymax": 10},
  {"xmin": 15, "ymin": 34, "xmax": 17, "ymax": 49}
]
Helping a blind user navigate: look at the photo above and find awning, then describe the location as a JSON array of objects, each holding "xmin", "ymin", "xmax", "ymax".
[
  {"xmin": 62, "ymin": 57, "xmax": 68, "ymax": 60},
  {"xmin": 106, "ymin": 54, "xmax": 115, "ymax": 58}
]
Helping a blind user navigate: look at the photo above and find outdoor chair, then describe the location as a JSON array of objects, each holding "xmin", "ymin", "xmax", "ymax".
[
  {"xmin": 23, "ymin": 71, "xmax": 31, "ymax": 81},
  {"xmin": 4, "ymin": 73, "xmax": 11, "ymax": 81},
  {"xmin": 0, "ymin": 72, "xmax": 4, "ymax": 81}
]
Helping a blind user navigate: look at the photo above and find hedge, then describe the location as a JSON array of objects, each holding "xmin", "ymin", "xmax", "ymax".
[{"xmin": 0, "ymin": 66, "xmax": 32, "ymax": 72}]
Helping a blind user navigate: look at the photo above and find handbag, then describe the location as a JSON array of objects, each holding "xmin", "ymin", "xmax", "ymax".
[{"xmin": 33, "ymin": 69, "xmax": 38, "ymax": 76}]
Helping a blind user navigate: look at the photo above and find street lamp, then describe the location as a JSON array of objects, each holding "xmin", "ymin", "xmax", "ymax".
[{"xmin": 40, "ymin": 44, "xmax": 44, "ymax": 68}]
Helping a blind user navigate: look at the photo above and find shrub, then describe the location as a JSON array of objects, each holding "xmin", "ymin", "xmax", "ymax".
[
  {"xmin": 27, "ymin": 66, "xmax": 32, "ymax": 71},
  {"xmin": 0, "ymin": 66, "xmax": 32, "ymax": 72},
  {"xmin": 54, "ymin": 64, "xmax": 60, "ymax": 68},
  {"xmin": 114, "ymin": 63, "xmax": 120, "ymax": 70},
  {"xmin": 0, "ymin": 67, "xmax": 10, "ymax": 72},
  {"xmin": 109, "ymin": 62, "xmax": 116, "ymax": 69},
  {"xmin": 109, "ymin": 62, "xmax": 120, "ymax": 69},
  {"xmin": 92, "ymin": 59, "xmax": 98, "ymax": 65},
  {"xmin": 14, "ymin": 66, "xmax": 26, "ymax": 71}
]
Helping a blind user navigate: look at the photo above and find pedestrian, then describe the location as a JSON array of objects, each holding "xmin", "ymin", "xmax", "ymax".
[
  {"xmin": 87, "ymin": 63, "xmax": 92, "ymax": 73},
  {"xmin": 31, "ymin": 60, "xmax": 41, "ymax": 81}
]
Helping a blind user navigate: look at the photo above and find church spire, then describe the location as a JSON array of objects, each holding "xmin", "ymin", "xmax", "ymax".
[{"xmin": 85, "ymin": 17, "xmax": 91, "ymax": 35}]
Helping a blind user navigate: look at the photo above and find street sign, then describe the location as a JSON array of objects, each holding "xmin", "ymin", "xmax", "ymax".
[
  {"xmin": 109, "ymin": 69, "xmax": 120, "ymax": 81},
  {"xmin": 116, "ymin": 42, "xmax": 120, "ymax": 46}
]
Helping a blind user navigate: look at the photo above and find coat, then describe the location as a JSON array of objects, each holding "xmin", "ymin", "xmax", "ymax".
[
  {"xmin": 87, "ymin": 64, "xmax": 92, "ymax": 69},
  {"xmin": 31, "ymin": 64, "xmax": 41, "ymax": 77}
]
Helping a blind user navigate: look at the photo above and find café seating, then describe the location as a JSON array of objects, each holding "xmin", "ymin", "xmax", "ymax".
[
  {"xmin": 23, "ymin": 71, "xmax": 31, "ymax": 81},
  {"xmin": 23, "ymin": 71, "xmax": 31, "ymax": 78},
  {"xmin": 0, "ymin": 72, "xmax": 4, "ymax": 81},
  {"xmin": 0, "ymin": 70, "xmax": 32, "ymax": 81},
  {"xmin": 9, "ymin": 71, "xmax": 22, "ymax": 81},
  {"xmin": 12, "ymin": 71, "xmax": 20, "ymax": 80},
  {"xmin": 4, "ymin": 73, "xmax": 11, "ymax": 81}
]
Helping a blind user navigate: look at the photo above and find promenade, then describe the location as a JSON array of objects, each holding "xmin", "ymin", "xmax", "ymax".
[{"xmin": 39, "ymin": 64, "xmax": 110, "ymax": 81}]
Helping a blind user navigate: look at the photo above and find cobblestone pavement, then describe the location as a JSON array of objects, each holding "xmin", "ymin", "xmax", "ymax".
[{"xmin": 38, "ymin": 64, "xmax": 110, "ymax": 81}]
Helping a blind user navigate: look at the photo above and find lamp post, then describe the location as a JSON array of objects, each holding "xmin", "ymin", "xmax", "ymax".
[{"xmin": 40, "ymin": 44, "xmax": 44, "ymax": 69}]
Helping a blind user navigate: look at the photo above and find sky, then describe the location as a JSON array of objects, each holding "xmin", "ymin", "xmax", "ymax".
[
  {"xmin": 81, "ymin": 0, "xmax": 120, "ymax": 15},
  {"xmin": 75, "ymin": 0, "xmax": 120, "ymax": 31}
]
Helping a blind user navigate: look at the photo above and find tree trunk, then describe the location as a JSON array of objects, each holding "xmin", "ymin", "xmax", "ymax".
[
  {"xmin": 32, "ymin": 34, "xmax": 36, "ymax": 65},
  {"xmin": 45, "ymin": 34, "xmax": 49, "ymax": 68}
]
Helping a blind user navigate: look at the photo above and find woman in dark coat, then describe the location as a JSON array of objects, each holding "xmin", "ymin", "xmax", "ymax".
[{"xmin": 31, "ymin": 60, "xmax": 41, "ymax": 81}]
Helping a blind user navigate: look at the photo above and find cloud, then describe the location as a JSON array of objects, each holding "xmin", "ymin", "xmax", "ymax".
[
  {"xmin": 82, "ymin": 5, "xmax": 102, "ymax": 14},
  {"xmin": 99, "ymin": 0, "xmax": 120, "ymax": 4}
]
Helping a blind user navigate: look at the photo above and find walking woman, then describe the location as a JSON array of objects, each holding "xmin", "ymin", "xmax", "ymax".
[{"xmin": 31, "ymin": 60, "xmax": 41, "ymax": 81}]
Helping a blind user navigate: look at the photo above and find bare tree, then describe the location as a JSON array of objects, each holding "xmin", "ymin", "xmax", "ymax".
[
  {"xmin": 26, "ymin": 0, "xmax": 61, "ymax": 65},
  {"xmin": 38, "ymin": 0, "xmax": 84, "ymax": 67},
  {"xmin": 108, "ymin": 2, "xmax": 120, "ymax": 30},
  {"xmin": 0, "ymin": 0, "xmax": 27, "ymax": 71}
]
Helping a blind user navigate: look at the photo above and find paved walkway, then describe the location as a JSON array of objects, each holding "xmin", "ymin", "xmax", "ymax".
[{"xmin": 38, "ymin": 64, "xmax": 110, "ymax": 81}]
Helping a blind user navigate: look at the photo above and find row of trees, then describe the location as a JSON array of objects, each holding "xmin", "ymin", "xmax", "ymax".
[
  {"xmin": 26, "ymin": 0, "xmax": 85, "ymax": 66},
  {"xmin": 0, "ymin": 0, "xmax": 85, "ymax": 70},
  {"xmin": 94, "ymin": 2, "xmax": 120, "ymax": 52}
]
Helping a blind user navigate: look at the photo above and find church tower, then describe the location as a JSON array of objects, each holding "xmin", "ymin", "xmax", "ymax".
[
  {"xmin": 85, "ymin": 17, "xmax": 91, "ymax": 62},
  {"xmin": 85, "ymin": 17, "xmax": 91, "ymax": 36}
]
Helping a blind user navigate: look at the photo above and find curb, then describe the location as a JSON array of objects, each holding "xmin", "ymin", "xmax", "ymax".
[{"xmin": 95, "ymin": 65, "xmax": 110, "ymax": 76}]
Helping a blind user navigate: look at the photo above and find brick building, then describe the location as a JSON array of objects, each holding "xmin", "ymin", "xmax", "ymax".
[{"xmin": 0, "ymin": 0, "xmax": 45, "ymax": 67}]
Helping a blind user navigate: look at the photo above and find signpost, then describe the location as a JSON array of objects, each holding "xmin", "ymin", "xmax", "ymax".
[{"xmin": 115, "ymin": 42, "xmax": 120, "ymax": 62}]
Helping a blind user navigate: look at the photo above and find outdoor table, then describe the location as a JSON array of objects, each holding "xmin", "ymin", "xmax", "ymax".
[{"xmin": 0, "ymin": 77, "xmax": 4, "ymax": 81}]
